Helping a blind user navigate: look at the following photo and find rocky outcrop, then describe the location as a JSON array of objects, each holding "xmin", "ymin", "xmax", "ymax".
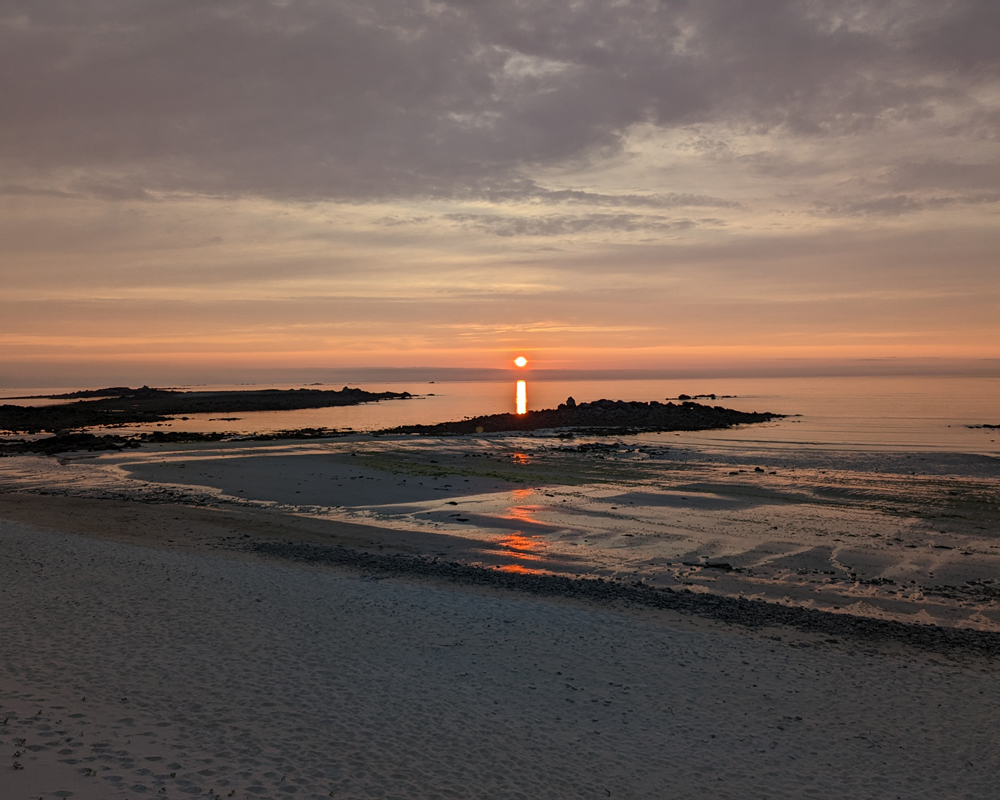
[
  {"xmin": 385, "ymin": 398, "xmax": 781, "ymax": 436},
  {"xmin": 0, "ymin": 386, "xmax": 411, "ymax": 433}
]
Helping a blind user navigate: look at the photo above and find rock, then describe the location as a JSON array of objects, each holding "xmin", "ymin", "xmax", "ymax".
[{"xmin": 0, "ymin": 386, "xmax": 411, "ymax": 434}]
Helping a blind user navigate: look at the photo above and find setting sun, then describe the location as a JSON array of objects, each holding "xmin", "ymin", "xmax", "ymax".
[{"xmin": 514, "ymin": 356, "xmax": 527, "ymax": 367}]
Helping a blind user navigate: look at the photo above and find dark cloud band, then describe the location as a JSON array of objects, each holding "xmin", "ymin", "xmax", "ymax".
[{"xmin": 1, "ymin": 0, "xmax": 996, "ymax": 203}]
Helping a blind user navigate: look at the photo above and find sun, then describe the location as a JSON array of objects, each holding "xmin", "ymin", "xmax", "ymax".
[{"xmin": 514, "ymin": 356, "xmax": 528, "ymax": 367}]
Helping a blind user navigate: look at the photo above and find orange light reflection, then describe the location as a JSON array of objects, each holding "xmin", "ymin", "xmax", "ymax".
[
  {"xmin": 501, "ymin": 500, "xmax": 560, "ymax": 533},
  {"xmin": 504, "ymin": 505, "xmax": 539, "ymax": 525},
  {"xmin": 495, "ymin": 533, "xmax": 547, "ymax": 560},
  {"xmin": 496, "ymin": 564, "xmax": 546, "ymax": 575},
  {"xmin": 516, "ymin": 380, "xmax": 526, "ymax": 415}
]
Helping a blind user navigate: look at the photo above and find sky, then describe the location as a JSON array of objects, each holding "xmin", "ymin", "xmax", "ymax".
[{"xmin": 2, "ymin": 0, "xmax": 999, "ymax": 385}]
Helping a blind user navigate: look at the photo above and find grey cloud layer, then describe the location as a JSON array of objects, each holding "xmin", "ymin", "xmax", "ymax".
[
  {"xmin": 815, "ymin": 191, "xmax": 1000, "ymax": 217},
  {"xmin": 454, "ymin": 180, "xmax": 742, "ymax": 209},
  {"xmin": 2, "ymin": 0, "xmax": 997, "ymax": 202},
  {"xmin": 444, "ymin": 212, "xmax": 710, "ymax": 236}
]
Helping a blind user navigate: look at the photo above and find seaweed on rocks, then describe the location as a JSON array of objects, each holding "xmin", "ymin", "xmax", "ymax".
[
  {"xmin": 0, "ymin": 427, "xmax": 350, "ymax": 455},
  {"xmin": 384, "ymin": 398, "xmax": 781, "ymax": 436},
  {"xmin": 247, "ymin": 427, "xmax": 346, "ymax": 441},
  {"xmin": 0, "ymin": 433, "xmax": 142, "ymax": 455},
  {"xmin": 0, "ymin": 431, "xmax": 230, "ymax": 455}
]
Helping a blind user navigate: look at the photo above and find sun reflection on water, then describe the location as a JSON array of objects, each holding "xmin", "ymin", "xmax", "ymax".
[
  {"xmin": 516, "ymin": 380, "xmax": 527, "ymax": 415},
  {"xmin": 491, "ymin": 531, "xmax": 550, "ymax": 575},
  {"xmin": 495, "ymin": 532, "xmax": 547, "ymax": 560},
  {"xmin": 504, "ymin": 504, "xmax": 539, "ymax": 525},
  {"xmin": 496, "ymin": 563, "xmax": 546, "ymax": 575}
]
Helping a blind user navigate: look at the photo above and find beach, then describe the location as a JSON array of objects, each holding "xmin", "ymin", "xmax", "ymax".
[
  {"xmin": 5, "ymin": 426, "xmax": 1000, "ymax": 629},
  {"xmin": 3, "ymin": 500, "xmax": 1000, "ymax": 800},
  {"xmin": 2, "ymin": 423, "xmax": 1000, "ymax": 798}
]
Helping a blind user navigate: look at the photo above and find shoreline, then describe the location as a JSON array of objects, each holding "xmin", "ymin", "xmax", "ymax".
[
  {"xmin": 3, "ymin": 427, "xmax": 1000, "ymax": 632},
  {"xmin": 2, "ymin": 489, "xmax": 999, "ymax": 663}
]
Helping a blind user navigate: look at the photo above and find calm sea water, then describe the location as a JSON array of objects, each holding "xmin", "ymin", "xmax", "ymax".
[{"xmin": 2, "ymin": 376, "xmax": 998, "ymax": 455}]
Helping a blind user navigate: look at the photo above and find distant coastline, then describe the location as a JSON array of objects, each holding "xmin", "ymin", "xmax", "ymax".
[{"xmin": 0, "ymin": 385, "xmax": 412, "ymax": 434}]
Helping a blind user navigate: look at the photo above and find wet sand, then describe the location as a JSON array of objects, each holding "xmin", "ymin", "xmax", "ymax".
[{"xmin": 8, "ymin": 432, "xmax": 997, "ymax": 628}]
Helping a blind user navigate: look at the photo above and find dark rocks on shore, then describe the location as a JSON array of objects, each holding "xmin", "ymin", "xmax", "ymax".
[
  {"xmin": 0, "ymin": 431, "xmax": 219, "ymax": 455},
  {"xmin": 247, "ymin": 427, "xmax": 345, "ymax": 442},
  {"xmin": 384, "ymin": 398, "xmax": 781, "ymax": 436},
  {"xmin": 674, "ymin": 393, "xmax": 731, "ymax": 401},
  {"xmin": 0, "ymin": 432, "xmax": 143, "ymax": 455},
  {"xmin": 0, "ymin": 386, "xmax": 412, "ymax": 434},
  {"xmin": 0, "ymin": 427, "xmax": 349, "ymax": 455}
]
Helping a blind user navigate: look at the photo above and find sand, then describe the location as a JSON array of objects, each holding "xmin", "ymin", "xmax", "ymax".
[
  {"xmin": 3, "ymin": 507, "xmax": 1000, "ymax": 800},
  {"xmin": 3, "ymin": 433, "xmax": 1000, "ymax": 798}
]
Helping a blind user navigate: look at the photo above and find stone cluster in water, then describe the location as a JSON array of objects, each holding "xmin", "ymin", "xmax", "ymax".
[{"xmin": 387, "ymin": 398, "xmax": 781, "ymax": 435}]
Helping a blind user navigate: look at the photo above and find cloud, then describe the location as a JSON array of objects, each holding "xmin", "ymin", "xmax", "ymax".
[
  {"xmin": 814, "ymin": 192, "xmax": 1000, "ymax": 216},
  {"xmin": 458, "ymin": 179, "xmax": 742, "ymax": 209},
  {"xmin": 0, "ymin": 184, "xmax": 76, "ymax": 198},
  {"xmin": 70, "ymin": 178, "xmax": 157, "ymax": 202},
  {"xmin": 444, "ymin": 212, "xmax": 705, "ymax": 236},
  {"xmin": 815, "ymin": 194, "xmax": 932, "ymax": 216},
  {"xmin": 880, "ymin": 159, "xmax": 1000, "ymax": 192},
  {"xmin": 374, "ymin": 215, "xmax": 432, "ymax": 227},
  {"xmin": 1, "ymin": 0, "xmax": 996, "ymax": 203}
]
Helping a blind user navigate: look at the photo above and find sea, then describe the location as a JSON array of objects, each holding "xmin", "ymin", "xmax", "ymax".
[{"xmin": 2, "ymin": 375, "xmax": 998, "ymax": 456}]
